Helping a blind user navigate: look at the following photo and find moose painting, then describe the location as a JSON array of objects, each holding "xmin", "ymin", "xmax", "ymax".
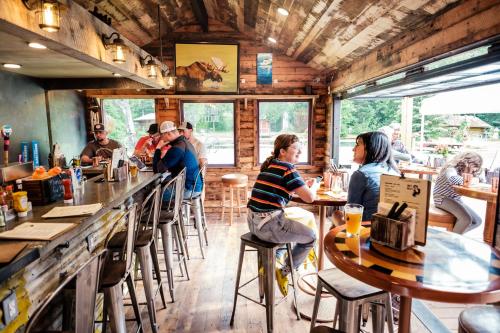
[{"xmin": 175, "ymin": 43, "xmax": 239, "ymax": 94}]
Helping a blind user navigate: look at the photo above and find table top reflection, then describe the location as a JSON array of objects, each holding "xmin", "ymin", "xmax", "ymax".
[{"xmin": 325, "ymin": 223, "xmax": 500, "ymax": 303}]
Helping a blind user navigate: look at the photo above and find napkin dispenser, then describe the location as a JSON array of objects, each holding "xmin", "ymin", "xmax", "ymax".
[{"xmin": 370, "ymin": 202, "xmax": 416, "ymax": 251}]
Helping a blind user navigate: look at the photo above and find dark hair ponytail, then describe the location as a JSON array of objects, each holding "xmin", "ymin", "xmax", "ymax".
[{"xmin": 260, "ymin": 134, "xmax": 299, "ymax": 171}]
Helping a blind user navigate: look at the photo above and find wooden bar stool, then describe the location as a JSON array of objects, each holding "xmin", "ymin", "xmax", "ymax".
[
  {"xmin": 221, "ymin": 173, "xmax": 249, "ymax": 225},
  {"xmin": 428, "ymin": 204, "xmax": 456, "ymax": 231},
  {"xmin": 230, "ymin": 232, "xmax": 300, "ymax": 333}
]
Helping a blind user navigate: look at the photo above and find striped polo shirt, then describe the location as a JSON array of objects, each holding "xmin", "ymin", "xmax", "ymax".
[
  {"xmin": 433, "ymin": 167, "xmax": 463, "ymax": 205},
  {"xmin": 247, "ymin": 159, "xmax": 305, "ymax": 212}
]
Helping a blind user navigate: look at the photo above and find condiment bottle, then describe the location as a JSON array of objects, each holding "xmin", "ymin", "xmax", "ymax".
[
  {"xmin": 0, "ymin": 187, "xmax": 6, "ymax": 207},
  {"xmin": 63, "ymin": 178, "xmax": 73, "ymax": 203},
  {"xmin": 5, "ymin": 185, "xmax": 13, "ymax": 208},
  {"xmin": 13, "ymin": 191, "xmax": 28, "ymax": 217}
]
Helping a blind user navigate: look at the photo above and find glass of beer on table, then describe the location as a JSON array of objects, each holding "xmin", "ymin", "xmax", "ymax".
[{"xmin": 344, "ymin": 203, "xmax": 364, "ymax": 237}]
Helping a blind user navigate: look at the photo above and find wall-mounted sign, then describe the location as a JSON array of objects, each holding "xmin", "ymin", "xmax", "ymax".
[{"xmin": 257, "ymin": 53, "xmax": 272, "ymax": 85}]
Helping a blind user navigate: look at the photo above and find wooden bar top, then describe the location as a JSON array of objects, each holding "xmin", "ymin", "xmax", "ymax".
[{"xmin": 0, "ymin": 171, "xmax": 160, "ymax": 284}]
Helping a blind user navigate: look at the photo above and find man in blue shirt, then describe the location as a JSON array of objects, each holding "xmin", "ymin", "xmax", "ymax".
[{"xmin": 153, "ymin": 121, "xmax": 202, "ymax": 199}]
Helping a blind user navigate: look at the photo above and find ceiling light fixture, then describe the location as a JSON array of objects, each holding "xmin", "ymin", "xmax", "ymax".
[
  {"xmin": 112, "ymin": 73, "xmax": 121, "ymax": 77},
  {"xmin": 268, "ymin": 37, "xmax": 277, "ymax": 44},
  {"xmin": 102, "ymin": 32, "xmax": 128, "ymax": 64},
  {"xmin": 28, "ymin": 42, "xmax": 47, "ymax": 49},
  {"xmin": 277, "ymin": 8, "xmax": 289, "ymax": 16},
  {"xmin": 140, "ymin": 55, "xmax": 159, "ymax": 79},
  {"xmin": 3, "ymin": 64, "xmax": 22, "ymax": 69}
]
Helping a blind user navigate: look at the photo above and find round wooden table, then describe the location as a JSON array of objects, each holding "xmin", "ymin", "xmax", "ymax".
[
  {"xmin": 291, "ymin": 189, "xmax": 347, "ymax": 321},
  {"xmin": 399, "ymin": 165, "xmax": 439, "ymax": 180},
  {"xmin": 324, "ymin": 223, "xmax": 500, "ymax": 333}
]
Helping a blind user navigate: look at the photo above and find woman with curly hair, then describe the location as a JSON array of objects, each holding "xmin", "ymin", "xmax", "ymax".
[{"xmin": 433, "ymin": 151, "xmax": 483, "ymax": 234}]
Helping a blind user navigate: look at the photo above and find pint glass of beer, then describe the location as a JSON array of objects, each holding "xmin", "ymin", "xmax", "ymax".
[{"xmin": 344, "ymin": 203, "xmax": 364, "ymax": 237}]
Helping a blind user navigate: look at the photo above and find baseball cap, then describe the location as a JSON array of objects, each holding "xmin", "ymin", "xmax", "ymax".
[
  {"xmin": 93, "ymin": 123, "xmax": 106, "ymax": 132},
  {"xmin": 159, "ymin": 121, "xmax": 177, "ymax": 133},
  {"xmin": 147, "ymin": 123, "xmax": 159, "ymax": 134},
  {"xmin": 178, "ymin": 121, "xmax": 193, "ymax": 130}
]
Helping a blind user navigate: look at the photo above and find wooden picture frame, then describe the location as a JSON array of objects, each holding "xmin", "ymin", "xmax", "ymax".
[{"xmin": 175, "ymin": 42, "xmax": 239, "ymax": 94}]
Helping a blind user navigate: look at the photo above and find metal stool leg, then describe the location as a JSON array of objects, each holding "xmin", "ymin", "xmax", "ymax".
[
  {"xmin": 177, "ymin": 208, "xmax": 190, "ymax": 260},
  {"xmin": 221, "ymin": 186, "xmax": 226, "ymax": 221},
  {"xmin": 200, "ymin": 199, "xmax": 208, "ymax": 246},
  {"xmin": 385, "ymin": 293, "xmax": 395, "ymax": 333},
  {"xmin": 193, "ymin": 199, "xmax": 205, "ymax": 259},
  {"xmin": 103, "ymin": 284, "xmax": 126, "ymax": 333},
  {"xmin": 229, "ymin": 186, "xmax": 234, "ymax": 225},
  {"xmin": 174, "ymin": 221, "xmax": 190, "ymax": 280},
  {"xmin": 257, "ymin": 253, "xmax": 265, "ymax": 303},
  {"xmin": 150, "ymin": 240, "xmax": 167, "ymax": 308},
  {"xmin": 159, "ymin": 222, "xmax": 175, "ymax": 302},
  {"xmin": 264, "ymin": 248, "xmax": 275, "ymax": 333},
  {"xmin": 286, "ymin": 244, "xmax": 300, "ymax": 320},
  {"xmin": 126, "ymin": 274, "xmax": 144, "ymax": 333},
  {"xmin": 137, "ymin": 246, "xmax": 158, "ymax": 333},
  {"xmin": 371, "ymin": 302, "xmax": 385, "ymax": 333},
  {"xmin": 310, "ymin": 276, "xmax": 323, "ymax": 330},
  {"xmin": 230, "ymin": 241, "xmax": 246, "ymax": 326}
]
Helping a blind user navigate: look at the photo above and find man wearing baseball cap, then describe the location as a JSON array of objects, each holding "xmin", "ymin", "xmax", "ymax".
[
  {"xmin": 80, "ymin": 123, "xmax": 122, "ymax": 165},
  {"xmin": 178, "ymin": 121, "xmax": 207, "ymax": 166},
  {"xmin": 154, "ymin": 121, "xmax": 202, "ymax": 199},
  {"xmin": 133, "ymin": 123, "xmax": 160, "ymax": 157}
]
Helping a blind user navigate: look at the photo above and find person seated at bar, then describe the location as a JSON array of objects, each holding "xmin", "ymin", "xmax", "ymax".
[
  {"xmin": 433, "ymin": 151, "xmax": 483, "ymax": 234},
  {"xmin": 80, "ymin": 123, "xmax": 122, "ymax": 165},
  {"xmin": 348, "ymin": 131, "xmax": 399, "ymax": 221},
  {"xmin": 153, "ymin": 121, "xmax": 202, "ymax": 199},
  {"xmin": 379, "ymin": 126, "xmax": 412, "ymax": 163},
  {"xmin": 133, "ymin": 123, "xmax": 160, "ymax": 158},
  {"xmin": 178, "ymin": 121, "xmax": 207, "ymax": 167},
  {"xmin": 247, "ymin": 134, "xmax": 317, "ymax": 297}
]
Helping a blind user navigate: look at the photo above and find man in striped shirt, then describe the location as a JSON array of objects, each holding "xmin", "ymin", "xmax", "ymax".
[{"xmin": 247, "ymin": 134, "xmax": 318, "ymax": 296}]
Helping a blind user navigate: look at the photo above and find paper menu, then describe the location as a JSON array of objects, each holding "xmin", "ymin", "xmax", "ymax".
[
  {"xmin": 0, "ymin": 222, "xmax": 76, "ymax": 241},
  {"xmin": 41, "ymin": 203, "xmax": 103, "ymax": 219},
  {"xmin": 379, "ymin": 174, "xmax": 431, "ymax": 245}
]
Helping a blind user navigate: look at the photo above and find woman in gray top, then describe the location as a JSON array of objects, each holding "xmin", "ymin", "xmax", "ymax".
[
  {"xmin": 348, "ymin": 131, "xmax": 399, "ymax": 221},
  {"xmin": 433, "ymin": 152, "xmax": 483, "ymax": 234}
]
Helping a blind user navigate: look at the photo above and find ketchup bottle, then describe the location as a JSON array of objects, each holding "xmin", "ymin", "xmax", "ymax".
[{"xmin": 63, "ymin": 178, "xmax": 73, "ymax": 203}]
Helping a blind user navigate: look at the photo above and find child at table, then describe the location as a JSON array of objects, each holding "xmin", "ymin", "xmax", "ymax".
[
  {"xmin": 247, "ymin": 134, "xmax": 318, "ymax": 297},
  {"xmin": 433, "ymin": 152, "xmax": 483, "ymax": 234}
]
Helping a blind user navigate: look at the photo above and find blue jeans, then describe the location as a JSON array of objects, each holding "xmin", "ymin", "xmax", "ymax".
[
  {"xmin": 162, "ymin": 188, "xmax": 202, "ymax": 201},
  {"xmin": 435, "ymin": 197, "xmax": 482, "ymax": 234},
  {"xmin": 247, "ymin": 210, "xmax": 316, "ymax": 270}
]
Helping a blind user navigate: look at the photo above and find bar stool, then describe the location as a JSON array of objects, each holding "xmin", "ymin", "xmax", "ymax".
[
  {"xmin": 183, "ymin": 165, "xmax": 208, "ymax": 258},
  {"xmin": 458, "ymin": 306, "xmax": 500, "ymax": 333},
  {"xmin": 428, "ymin": 204, "xmax": 456, "ymax": 231},
  {"xmin": 310, "ymin": 269, "xmax": 394, "ymax": 333},
  {"xmin": 221, "ymin": 173, "xmax": 249, "ymax": 225},
  {"xmin": 158, "ymin": 169, "xmax": 190, "ymax": 302},
  {"xmin": 230, "ymin": 232, "xmax": 300, "ymax": 333},
  {"xmin": 26, "ymin": 250, "xmax": 105, "ymax": 333},
  {"xmin": 106, "ymin": 183, "xmax": 166, "ymax": 333},
  {"xmin": 99, "ymin": 204, "xmax": 144, "ymax": 333}
]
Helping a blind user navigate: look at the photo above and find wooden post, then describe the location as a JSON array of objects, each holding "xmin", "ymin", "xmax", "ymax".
[{"xmin": 401, "ymin": 97, "xmax": 413, "ymax": 150}]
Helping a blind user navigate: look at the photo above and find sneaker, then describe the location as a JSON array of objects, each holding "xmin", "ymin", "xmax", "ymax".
[
  {"xmin": 275, "ymin": 267, "xmax": 289, "ymax": 297},
  {"xmin": 307, "ymin": 248, "xmax": 318, "ymax": 269},
  {"xmin": 258, "ymin": 265, "xmax": 264, "ymax": 277}
]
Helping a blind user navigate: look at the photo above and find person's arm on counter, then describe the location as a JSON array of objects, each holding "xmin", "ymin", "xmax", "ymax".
[{"xmin": 80, "ymin": 144, "xmax": 94, "ymax": 165}]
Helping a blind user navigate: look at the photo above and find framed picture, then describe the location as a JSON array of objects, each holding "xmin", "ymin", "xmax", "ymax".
[
  {"xmin": 257, "ymin": 53, "xmax": 272, "ymax": 84},
  {"xmin": 175, "ymin": 43, "xmax": 239, "ymax": 94}
]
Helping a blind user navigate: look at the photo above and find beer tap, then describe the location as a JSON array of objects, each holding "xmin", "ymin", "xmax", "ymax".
[{"xmin": 1, "ymin": 125, "xmax": 12, "ymax": 166}]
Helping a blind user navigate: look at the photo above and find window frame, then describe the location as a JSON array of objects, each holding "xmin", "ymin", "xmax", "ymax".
[
  {"xmin": 256, "ymin": 99, "xmax": 313, "ymax": 166},
  {"xmin": 180, "ymin": 100, "xmax": 237, "ymax": 167}
]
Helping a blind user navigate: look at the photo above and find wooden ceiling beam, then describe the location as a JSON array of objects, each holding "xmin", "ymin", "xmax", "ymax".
[
  {"xmin": 331, "ymin": 0, "xmax": 500, "ymax": 92},
  {"xmin": 191, "ymin": 0, "xmax": 209, "ymax": 32},
  {"xmin": 0, "ymin": 0, "xmax": 169, "ymax": 88},
  {"xmin": 42, "ymin": 78, "xmax": 154, "ymax": 90}
]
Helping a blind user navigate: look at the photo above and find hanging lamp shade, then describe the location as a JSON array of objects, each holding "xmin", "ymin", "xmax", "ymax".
[{"xmin": 39, "ymin": 0, "xmax": 60, "ymax": 32}]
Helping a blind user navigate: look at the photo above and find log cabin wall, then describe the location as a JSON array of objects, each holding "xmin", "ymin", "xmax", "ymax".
[{"xmin": 155, "ymin": 40, "xmax": 331, "ymax": 213}]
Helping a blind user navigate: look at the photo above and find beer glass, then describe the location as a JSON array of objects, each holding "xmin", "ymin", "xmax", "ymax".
[{"xmin": 344, "ymin": 203, "xmax": 364, "ymax": 237}]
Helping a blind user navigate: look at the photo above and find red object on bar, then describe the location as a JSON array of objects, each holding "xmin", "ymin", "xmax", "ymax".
[{"xmin": 62, "ymin": 178, "xmax": 73, "ymax": 201}]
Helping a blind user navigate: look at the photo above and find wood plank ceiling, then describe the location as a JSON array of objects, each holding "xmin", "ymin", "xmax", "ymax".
[{"xmin": 73, "ymin": 0, "xmax": 461, "ymax": 73}]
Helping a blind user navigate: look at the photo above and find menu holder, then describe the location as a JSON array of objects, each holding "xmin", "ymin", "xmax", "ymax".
[
  {"xmin": 379, "ymin": 174, "xmax": 431, "ymax": 245},
  {"xmin": 0, "ymin": 222, "xmax": 76, "ymax": 241},
  {"xmin": 41, "ymin": 203, "xmax": 102, "ymax": 219}
]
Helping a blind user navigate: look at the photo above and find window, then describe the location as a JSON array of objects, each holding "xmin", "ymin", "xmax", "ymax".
[
  {"xmin": 102, "ymin": 99, "xmax": 155, "ymax": 153},
  {"xmin": 182, "ymin": 101, "xmax": 235, "ymax": 165},
  {"xmin": 258, "ymin": 100, "xmax": 311, "ymax": 164}
]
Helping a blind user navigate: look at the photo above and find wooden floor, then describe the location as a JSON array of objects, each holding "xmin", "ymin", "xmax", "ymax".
[{"xmin": 128, "ymin": 213, "xmax": 473, "ymax": 333}]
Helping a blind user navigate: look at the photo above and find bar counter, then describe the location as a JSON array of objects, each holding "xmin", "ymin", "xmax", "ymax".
[{"xmin": 0, "ymin": 171, "xmax": 160, "ymax": 332}]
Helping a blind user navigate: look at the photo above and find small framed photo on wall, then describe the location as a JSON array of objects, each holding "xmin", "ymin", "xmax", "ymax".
[{"xmin": 257, "ymin": 53, "xmax": 272, "ymax": 84}]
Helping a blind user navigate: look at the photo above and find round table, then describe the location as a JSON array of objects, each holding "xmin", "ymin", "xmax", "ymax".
[
  {"xmin": 324, "ymin": 223, "xmax": 500, "ymax": 333},
  {"xmin": 291, "ymin": 189, "xmax": 347, "ymax": 321}
]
